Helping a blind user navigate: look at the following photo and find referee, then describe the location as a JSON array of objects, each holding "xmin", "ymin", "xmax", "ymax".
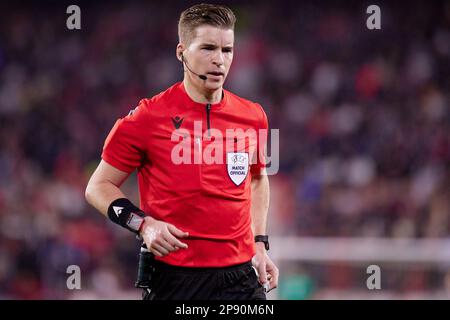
[{"xmin": 85, "ymin": 3, "xmax": 278, "ymax": 300}]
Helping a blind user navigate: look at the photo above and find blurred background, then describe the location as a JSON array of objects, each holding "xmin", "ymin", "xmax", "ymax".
[{"xmin": 0, "ymin": 0, "xmax": 449, "ymax": 299}]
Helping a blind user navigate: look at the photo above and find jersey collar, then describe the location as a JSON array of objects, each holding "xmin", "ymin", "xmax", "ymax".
[{"xmin": 178, "ymin": 82, "xmax": 227, "ymax": 110}]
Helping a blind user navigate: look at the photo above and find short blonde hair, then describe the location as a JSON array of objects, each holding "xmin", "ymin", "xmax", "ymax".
[{"xmin": 178, "ymin": 3, "xmax": 236, "ymax": 44}]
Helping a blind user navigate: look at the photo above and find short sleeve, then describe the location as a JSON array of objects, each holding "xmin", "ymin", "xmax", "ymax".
[
  {"xmin": 101, "ymin": 99, "xmax": 150, "ymax": 173},
  {"xmin": 250, "ymin": 104, "xmax": 269, "ymax": 176}
]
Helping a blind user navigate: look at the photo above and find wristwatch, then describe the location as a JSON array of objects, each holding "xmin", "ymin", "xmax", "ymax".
[
  {"xmin": 126, "ymin": 212, "xmax": 145, "ymax": 233},
  {"xmin": 254, "ymin": 235, "xmax": 270, "ymax": 251}
]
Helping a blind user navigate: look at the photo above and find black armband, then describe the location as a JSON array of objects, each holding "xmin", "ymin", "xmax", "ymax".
[{"xmin": 107, "ymin": 198, "xmax": 145, "ymax": 234}]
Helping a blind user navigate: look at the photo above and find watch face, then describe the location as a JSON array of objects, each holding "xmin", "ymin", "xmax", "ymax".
[{"xmin": 127, "ymin": 212, "xmax": 144, "ymax": 231}]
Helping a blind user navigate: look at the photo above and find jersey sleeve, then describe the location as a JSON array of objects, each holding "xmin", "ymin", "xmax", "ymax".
[
  {"xmin": 101, "ymin": 99, "xmax": 150, "ymax": 173},
  {"xmin": 250, "ymin": 103, "xmax": 269, "ymax": 176}
]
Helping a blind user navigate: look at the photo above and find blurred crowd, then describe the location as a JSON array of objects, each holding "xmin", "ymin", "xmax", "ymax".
[{"xmin": 0, "ymin": 1, "xmax": 449, "ymax": 299}]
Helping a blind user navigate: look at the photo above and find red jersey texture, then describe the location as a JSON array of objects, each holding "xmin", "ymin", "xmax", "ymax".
[{"xmin": 102, "ymin": 82, "xmax": 268, "ymax": 267}]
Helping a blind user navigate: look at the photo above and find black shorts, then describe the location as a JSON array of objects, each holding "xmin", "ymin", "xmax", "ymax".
[{"xmin": 142, "ymin": 260, "xmax": 266, "ymax": 300}]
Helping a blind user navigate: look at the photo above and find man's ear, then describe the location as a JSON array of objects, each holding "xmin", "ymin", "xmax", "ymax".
[{"xmin": 176, "ymin": 43, "xmax": 184, "ymax": 62}]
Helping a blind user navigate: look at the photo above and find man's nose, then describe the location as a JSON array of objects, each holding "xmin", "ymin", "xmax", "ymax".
[{"xmin": 212, "ymin": 50, "xmax": 224, "ymax": 66}]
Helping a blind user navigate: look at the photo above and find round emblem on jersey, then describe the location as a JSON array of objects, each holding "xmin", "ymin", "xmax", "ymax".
[{"xmin": 227, "ymin": 152, "xmax": 249, "ymax": 186}]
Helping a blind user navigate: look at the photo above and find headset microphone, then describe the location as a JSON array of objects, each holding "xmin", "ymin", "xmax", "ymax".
[{"xmin": 181, "ymin": 53, "xmax": 208, "ymax": 81}]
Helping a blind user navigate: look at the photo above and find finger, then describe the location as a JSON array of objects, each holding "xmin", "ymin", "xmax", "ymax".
[
  {"xmin": 151, "ymin": 243, "xmax": 169, "ymax": 256},
  {"xmin": 267, "ymin": 276, "xmax": 277, "ymax": 292},
  {"xmin": 167, "ymin": 224, "xmax": 189, "ymax": 238},
  {"xmin": 164, "ymin": 232, "xmax": 188, "ymax": 249},
  {"xmin": 267, "ymin": 268, "xmax": 279, "ymax": 292},
  {"xmin": 159, "ymin": 237, "xmax": 178, "ymax": 252},
  {"xmin": 267, "ymin": 280, "xmax": 277, "ymax": 292},
  {"xmin": 272, "ymin": 266, "xmax": 279, "ymax": 285},
  {"xmin": 257, "ymin": 263, "xmax": 268, "ymax": 285}
]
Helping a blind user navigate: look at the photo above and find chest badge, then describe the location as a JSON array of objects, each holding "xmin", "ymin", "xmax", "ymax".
[
  {"xmin": 172, "ymin": 116, "xmax": 184, "ymax": 129},
  {"xmin": 227, "ymin": 152, "xmax": 249, "ymax": 186}
]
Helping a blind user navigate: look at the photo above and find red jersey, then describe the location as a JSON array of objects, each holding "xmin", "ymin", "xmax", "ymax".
[{"xmin": 102, "ymin": 82, "xmax": 268, "ymax": 267}]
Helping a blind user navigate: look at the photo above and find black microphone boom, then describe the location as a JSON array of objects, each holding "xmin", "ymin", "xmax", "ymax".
[{"xmin": 181, "ymin": 54, "xmax": 207, "ymax": 81}]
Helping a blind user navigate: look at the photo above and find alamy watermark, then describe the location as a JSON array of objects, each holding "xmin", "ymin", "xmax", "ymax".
[
  {"xmin": 169, "ymin": 122, "xmax": 279, "ymax": 176},
  {"xmin": 66, "ymin": 5, "xmax": 81, "ymax": 30},
  {"xmin": 366, "ymin": 5, "xmax": 381, "ymax": 30},
  {"xmin": 66, "ymin": 265, "xmax": 81, "ymax": 290},
  {"xmin": 366, "ymin": 264, "xmax": 381, "ymax": 290}
]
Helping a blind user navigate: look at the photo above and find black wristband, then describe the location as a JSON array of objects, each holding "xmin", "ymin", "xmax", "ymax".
[
  {"xmin": 107, "ymin": 198, "xmax": 145, "ymax": 234},
  {"xmin": 255, "ymin": 235, "xmax": 270, "ymax": 251}
]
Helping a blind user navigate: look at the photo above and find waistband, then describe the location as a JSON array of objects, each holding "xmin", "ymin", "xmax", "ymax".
[{"xmin": 152, "ymin": 259, "xmax": 253, "ymax": 273}]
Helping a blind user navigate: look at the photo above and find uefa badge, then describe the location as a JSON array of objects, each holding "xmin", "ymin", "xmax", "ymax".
[{"xmin": 227, "ymin": 152, "xmax": 249, "ymax": 186}]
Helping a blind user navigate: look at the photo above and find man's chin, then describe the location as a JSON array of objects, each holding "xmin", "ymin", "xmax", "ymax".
[{"xmin": 204, "ymin": 80, "xmax": 224, "ymax": 91}]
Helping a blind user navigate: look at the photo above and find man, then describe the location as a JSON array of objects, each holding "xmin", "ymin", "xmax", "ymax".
[{"xmin": 85, "ymin": 3, "xmax": 278, "ymax": 300}]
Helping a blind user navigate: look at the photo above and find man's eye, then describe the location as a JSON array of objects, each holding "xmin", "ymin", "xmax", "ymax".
[{"xmin": 202, "ymin": 47, "xmax": 214, "ymax": 50}]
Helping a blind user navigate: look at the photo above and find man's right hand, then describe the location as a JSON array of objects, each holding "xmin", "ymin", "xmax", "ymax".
[{"xmin": 139, "ymin": 216, "xmax": 189, "ymax": 257}]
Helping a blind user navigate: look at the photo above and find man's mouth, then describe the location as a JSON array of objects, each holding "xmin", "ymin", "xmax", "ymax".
[{"xmin": 207, "ymin": 71, "xmax": 224, "ymax": 77}]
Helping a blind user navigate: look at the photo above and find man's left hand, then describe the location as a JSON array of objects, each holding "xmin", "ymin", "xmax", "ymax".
[{"xmin": 252, "ymin": 242, "xmax": 279, "ymax": 293}]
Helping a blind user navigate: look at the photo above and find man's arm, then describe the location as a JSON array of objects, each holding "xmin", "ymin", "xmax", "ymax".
[
  {"xmin": 250, "ymin": 173, "xmax": 270, "ymax": 236},
  {"xmin": 250, "ymin": 171, "xmax": 279, "ymax": 292},
  {"xmin": 85, "ymin": 160, "xmax": 188, "ymax": 257},
  {"xmin": 85, "ymin": 160, "xmax": 130, "ymax": 215}
]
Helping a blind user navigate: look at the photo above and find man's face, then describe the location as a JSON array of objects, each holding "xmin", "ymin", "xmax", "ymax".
[{"xmin": 180, "ymin": 25, "xmax": 234, "ymax": 92}]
